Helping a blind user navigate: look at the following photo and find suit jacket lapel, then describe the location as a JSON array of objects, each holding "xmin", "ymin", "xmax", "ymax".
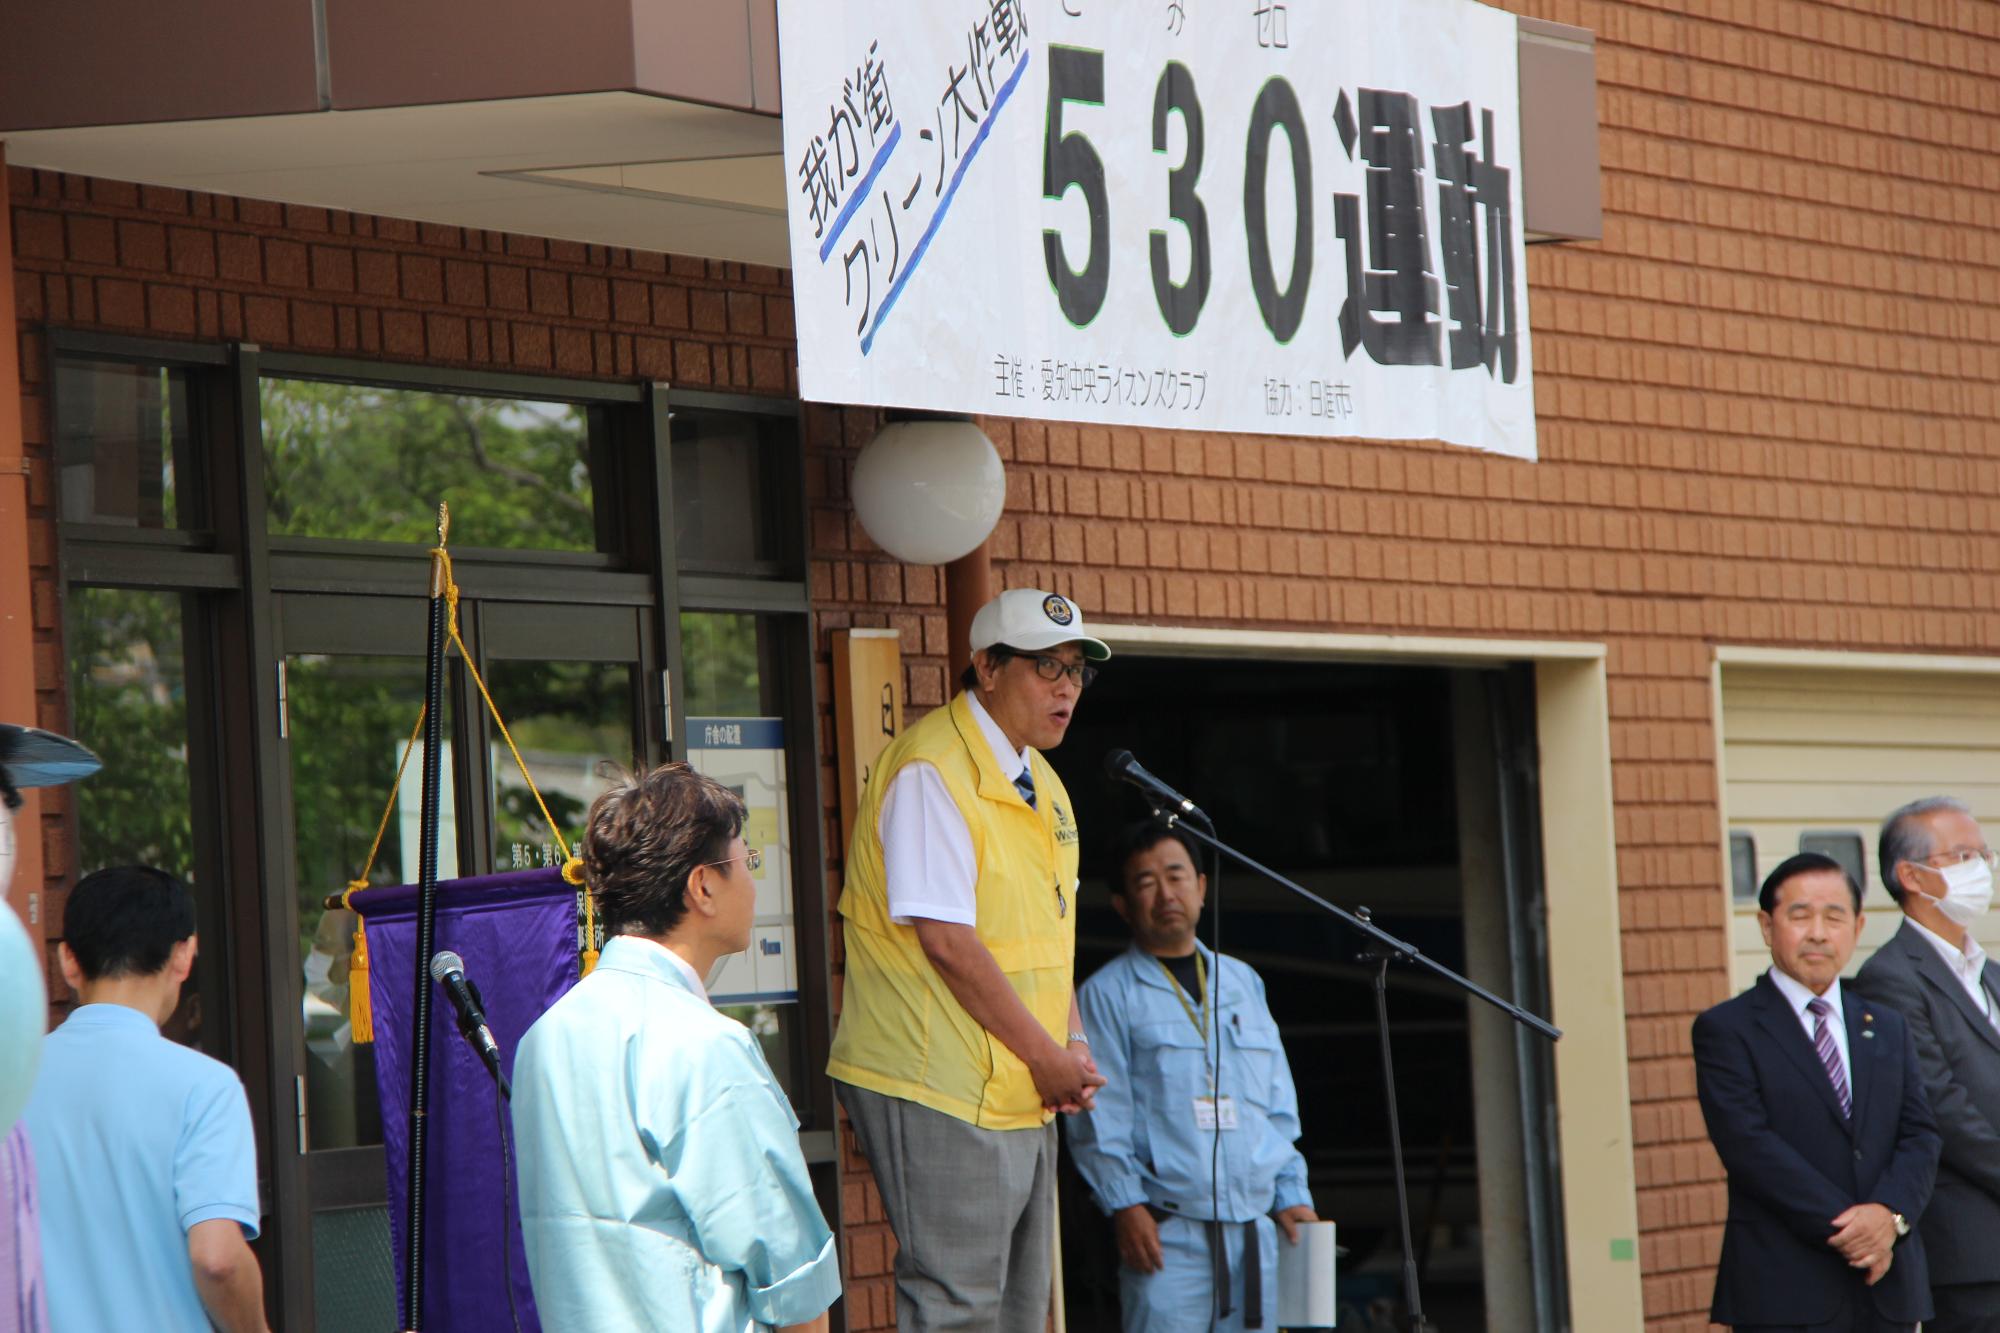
[
  {"xmin": 1902, "ymin": 923, "xmax": 2000, "ymax": 1054},
  {"xmin": 1843, "ymin": 990, "xmax": 1873, "ymax": 1133},
  {"xmin": 1981, "ymin": 958, "xmax": 2000, "ymax": 1044},
  {"xmin": 1750, "ymin": 975, "xmax": 1851, "ymax": 1130}
]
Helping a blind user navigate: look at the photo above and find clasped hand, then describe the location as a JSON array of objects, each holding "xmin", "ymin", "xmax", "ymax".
[
  {"xmin": 1033, "ymin": 1040, "xmax": 1106, "ymax": 1113},
  {"xmin": 1827, "ymin": 1202, "xmax": 1896, "ymax": 1286}
]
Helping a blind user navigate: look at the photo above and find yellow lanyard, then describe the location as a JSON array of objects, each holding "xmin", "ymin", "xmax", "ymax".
[{"xmin": 1159, "ymin": 951, "xmax": 1210, "ymax": 1044}]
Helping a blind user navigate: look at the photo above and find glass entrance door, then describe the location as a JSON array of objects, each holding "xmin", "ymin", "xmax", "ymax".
[
  {"xmin": 272, "ymin": 590, "xmax": 651, "ymax": 1329},
  {"xmin": 473, "ymin": 601, "xmax": 650, "ymax": 875}
]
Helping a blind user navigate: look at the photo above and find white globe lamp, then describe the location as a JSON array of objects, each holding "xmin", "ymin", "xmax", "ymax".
[{"xmin": 850, "ymin": 418, "xmax": 1006, "ymax": 565}]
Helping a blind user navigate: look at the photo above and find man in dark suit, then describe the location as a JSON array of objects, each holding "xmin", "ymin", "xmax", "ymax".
[
  {"xmin": 1854, "ymin": 796, "xmax": 2000, "ymax": 1331},
  {"xmin": 1693, "ymin": 851, "xmax": 1941, "ymax": 1332}
]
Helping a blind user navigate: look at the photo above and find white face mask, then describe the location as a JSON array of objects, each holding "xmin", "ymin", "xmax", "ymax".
[{"xmin": 1926, "ymin": 857, "xmax": 1994, "ymax": 928}]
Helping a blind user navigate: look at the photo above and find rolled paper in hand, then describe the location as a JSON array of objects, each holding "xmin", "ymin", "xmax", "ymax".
[{"xmin": 1276, "ymin": 1220, "xmax": 1338, "ymax": 1328}]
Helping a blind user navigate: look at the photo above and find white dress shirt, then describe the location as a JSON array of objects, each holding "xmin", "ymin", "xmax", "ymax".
[
  {"xmin": 1768, "ymin": 966, "xmax": 1852, "ymax": 1090},
  {"xmin": 1906, "ymin": 917, "xmax": 2000, "ymax": 1030},
  {"xmin": 880, "ymin": 693, "xmax": 1028, "ymax": 925}
]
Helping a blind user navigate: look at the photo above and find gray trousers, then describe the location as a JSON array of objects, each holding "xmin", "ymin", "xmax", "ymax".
[{"xmin": 837, "ymin": 1082, "xmax": 1057, "ymax": 1333}]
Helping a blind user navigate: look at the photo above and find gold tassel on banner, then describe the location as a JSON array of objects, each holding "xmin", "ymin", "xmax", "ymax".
[{"xmin": 347, "ymin": 882, "xmax": 374, "ymax": 1045}]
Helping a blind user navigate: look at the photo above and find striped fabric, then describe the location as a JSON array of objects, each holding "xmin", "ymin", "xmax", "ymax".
[
  {"xmin": 0, "ymin": 1122, "xmax": 48, "ymax": 1333},
  {"xmin": 1013, "ymin": 767, "xmax": 1037, "ymax": 810},
  {"xmin": 1806, "ymin": 997, "xmax": 1852, "ymax": 1118}
]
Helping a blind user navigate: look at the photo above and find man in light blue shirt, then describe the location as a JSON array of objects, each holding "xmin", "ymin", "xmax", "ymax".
[
  {"xmin": 24, "ymin": 866, "xmax": 265, "ymax": 1333},
  {"xmin": 1068, "ymin": 821, "xmax": 1317, "ymax": 1333},
  {"xmin": 513, "ymin": 762, "xmax": 841, "ymax": 1333}
]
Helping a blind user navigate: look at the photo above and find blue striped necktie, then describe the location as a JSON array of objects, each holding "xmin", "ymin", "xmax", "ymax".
[
  {"xmin": 1013, "ymin": 766, "xmax": 1037, "ymax": 810},
  {"xmin": 1806, "ymin": 996, "xmax": 1851, "ymax": 1118}
]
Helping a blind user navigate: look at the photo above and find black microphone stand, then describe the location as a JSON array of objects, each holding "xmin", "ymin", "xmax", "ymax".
[{"xmin": 1148, "ymin": 808, "xmax": 1562, "ymax": 1333}]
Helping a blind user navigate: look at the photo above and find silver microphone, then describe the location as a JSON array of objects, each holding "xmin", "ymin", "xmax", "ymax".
[{"xmin": 430, "ymin": 950, "xmax": 507, "ymax": 1094}]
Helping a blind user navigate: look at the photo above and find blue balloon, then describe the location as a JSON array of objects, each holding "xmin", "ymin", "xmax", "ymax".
[{"xmin": 0, "ymin": 902, "xmax": 44, "ymax": 1135}]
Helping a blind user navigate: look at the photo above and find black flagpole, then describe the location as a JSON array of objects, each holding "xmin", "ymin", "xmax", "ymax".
[{"xmin": 402, "ymin": 503, "xmax": 450, "ymax": 1332}]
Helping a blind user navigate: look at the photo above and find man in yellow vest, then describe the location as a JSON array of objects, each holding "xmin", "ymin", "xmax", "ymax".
[{"xmin": 830, "ymin": 587, "xmax": 1110, "ymax": 1332}]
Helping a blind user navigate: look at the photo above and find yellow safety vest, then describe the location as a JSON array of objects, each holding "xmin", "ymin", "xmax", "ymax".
[{"xmin": 828, "ymin": 691, "xmax": 1082, "ymax": 1129}]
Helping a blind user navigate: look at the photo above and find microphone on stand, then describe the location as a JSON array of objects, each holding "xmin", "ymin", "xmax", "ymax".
[
  {"xmin": 430, "ymin": 950, "xmax": 510, "ymax": 1099},
  {"xmin": 1103, "ymin": 749, "xmax": 1212, "ymax": 827}
]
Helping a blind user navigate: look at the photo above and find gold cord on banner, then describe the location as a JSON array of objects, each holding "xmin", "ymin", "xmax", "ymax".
[
  {"xmin": 341, "ymin": 504, "xmax": 599, "ymax": 1044},
  {"xmin": 431, "ymin": 544, "xmax": 597, "ymax": 972}
]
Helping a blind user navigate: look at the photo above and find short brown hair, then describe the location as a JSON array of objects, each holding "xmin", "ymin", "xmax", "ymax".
[{"xmin": 582, "ymin": 762, "xmax": 746, "ymax": 939}]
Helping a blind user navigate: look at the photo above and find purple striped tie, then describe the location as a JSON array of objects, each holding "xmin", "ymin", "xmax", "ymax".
[{"xmin": 1807, "ymin": 997, "xmax": 1851, "ymax": 1118}]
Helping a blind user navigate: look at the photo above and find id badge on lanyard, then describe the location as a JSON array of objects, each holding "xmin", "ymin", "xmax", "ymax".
[
  {"xmin": 1161, "ymin": 953, "xmax": 1233, "ymax": 1128},
  {"xmin": 1193, "ymin": 1095, "xmax": 1239, "ymax": 1131}
]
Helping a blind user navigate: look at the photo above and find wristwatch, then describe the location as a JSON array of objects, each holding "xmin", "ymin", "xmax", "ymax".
[{"xmin": 1891, "ymin": 1211, "xmax": 1910, "ymax": 1239}]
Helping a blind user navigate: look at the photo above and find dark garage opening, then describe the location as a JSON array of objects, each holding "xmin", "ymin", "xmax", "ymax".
[{"xmin": 1044, "ymin": 654, "xmax": 1566, "ymax": 1332}]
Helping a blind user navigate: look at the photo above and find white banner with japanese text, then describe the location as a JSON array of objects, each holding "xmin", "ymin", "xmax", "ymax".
[{"xmin": 778, "ymin": 0, "xmax": 1535, "ymax": 459}]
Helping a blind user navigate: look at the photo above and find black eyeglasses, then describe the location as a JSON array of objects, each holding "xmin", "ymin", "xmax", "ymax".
[{"xmin": 1017, "ymin": 652, "xmax": 1097, "ymax": 688}]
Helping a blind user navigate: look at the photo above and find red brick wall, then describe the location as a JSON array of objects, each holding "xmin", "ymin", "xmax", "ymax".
[
  {"xmin": 6, "ymin": 172, "xmax": 797, "ymax": 388},
  {"xmin": 0, "ymin": 152, "xmax": 65, "ymax": 956},
  {"xmin": 13, "ymin": 0, "xmax": 2000, "ymax": 1325}
]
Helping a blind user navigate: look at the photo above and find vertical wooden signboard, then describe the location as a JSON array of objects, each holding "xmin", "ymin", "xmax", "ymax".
[{"xmin": 831, "ymin": 628, "xmax": 903, "ymax": 848}]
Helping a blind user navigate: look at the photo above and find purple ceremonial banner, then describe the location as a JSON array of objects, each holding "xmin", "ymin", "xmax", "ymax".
[{"xmin": 351, "ymin": 867, "xmax": 582, "ymax": 1333}]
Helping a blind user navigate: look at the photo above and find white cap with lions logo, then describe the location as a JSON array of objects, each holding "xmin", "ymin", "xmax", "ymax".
[{"xmin": 968, "ymin": 588, "xmax": 1111, "ymax": 661}]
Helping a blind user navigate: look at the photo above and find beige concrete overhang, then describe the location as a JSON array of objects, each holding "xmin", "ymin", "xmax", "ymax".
[
  {"xmin": 0, "ymin": 0, "xmax": 780, "ymax": 126},
  {"xmin": 0, "ymin": 0, "xmax": 790, "ymax": 264},
  {"xmin": 0, "ymin": 1, "xmax": 1597, "ymax": 267},
  {"xmin": 1, "ymin": 94, "xmax": 792, "ymax": 267}
]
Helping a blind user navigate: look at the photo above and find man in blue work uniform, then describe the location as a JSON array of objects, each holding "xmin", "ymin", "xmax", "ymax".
[{"xmin": 1068, "ymin": 819, "xmax": 1318, "ymax": 1332}]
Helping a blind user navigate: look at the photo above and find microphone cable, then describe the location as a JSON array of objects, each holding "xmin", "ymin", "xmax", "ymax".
[{"xmin": 495, "ymin": 1073, "xmax": 525, "ymax": 1333}]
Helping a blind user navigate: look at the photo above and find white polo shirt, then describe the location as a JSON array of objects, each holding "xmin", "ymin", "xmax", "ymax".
[{"xmin": 879, "ymin": 693, "xmax": 1026, "ymax": 925}]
